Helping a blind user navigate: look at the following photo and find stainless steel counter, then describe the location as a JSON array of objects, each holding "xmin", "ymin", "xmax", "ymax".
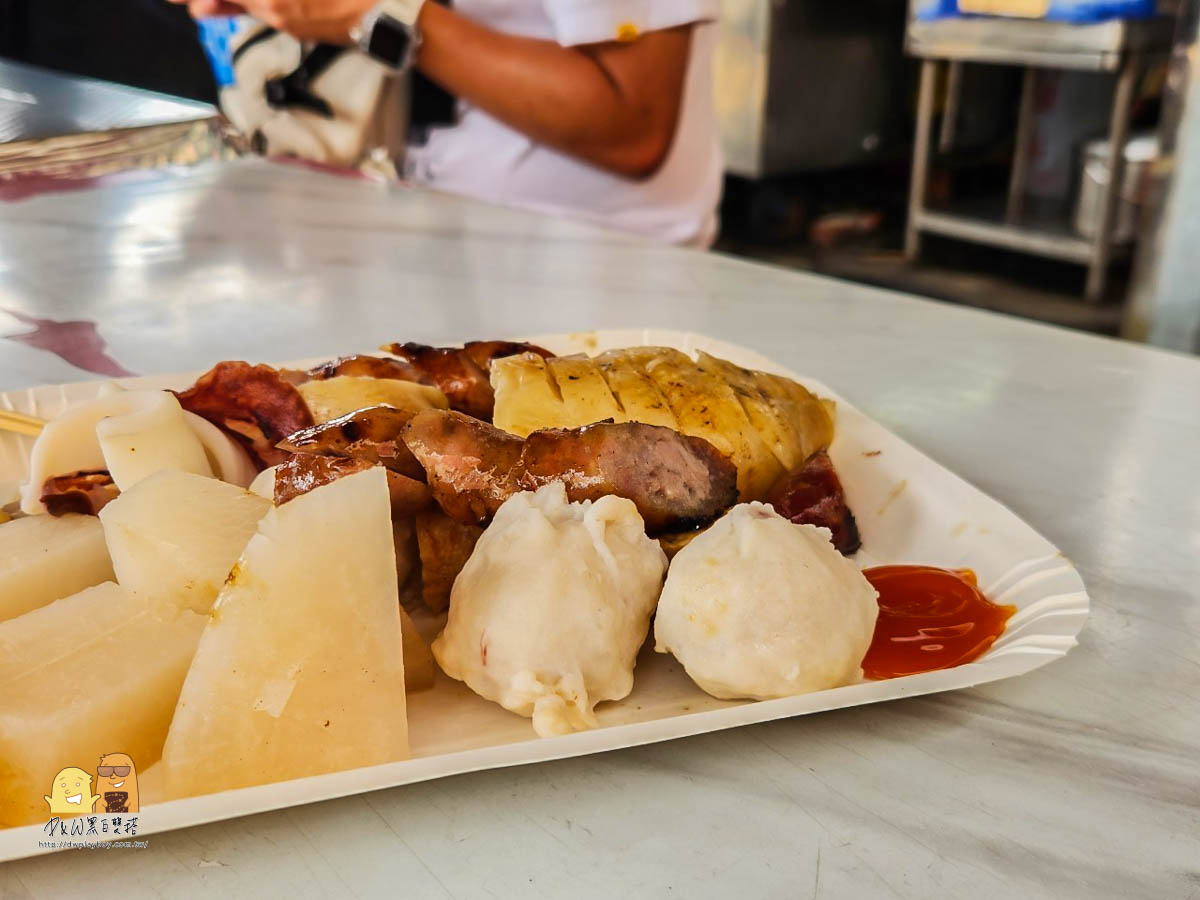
[
  {"xmin": 0, "ymin": 59, "xmax": 226, "ymax": 179},
  {"xmin": 1, "ymin": 160, "xmax": 1198, "ymax": 898},
  {"xmin": 0, "ymin": 59, "xmax": 215, "ymax": 144}
]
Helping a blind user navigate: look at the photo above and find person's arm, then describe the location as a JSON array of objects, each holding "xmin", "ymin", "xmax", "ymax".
[
  {"xmin": 416, "ymin": 7, "xmax": 692, "ymax": 177},
  {"xmin": 178, "ymin": 0, "xmax": 694, "ymax": 177}
]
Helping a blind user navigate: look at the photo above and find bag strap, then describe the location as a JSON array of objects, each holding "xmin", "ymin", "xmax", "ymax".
[{"xmin": 263, "ymin": 42, "xmax": 348, "ymax": 118}]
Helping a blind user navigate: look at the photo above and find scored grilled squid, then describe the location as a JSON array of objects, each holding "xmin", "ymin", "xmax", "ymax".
[{"xmin": 20, "ymin": 388, "xmax": 256, "ymax": 515}]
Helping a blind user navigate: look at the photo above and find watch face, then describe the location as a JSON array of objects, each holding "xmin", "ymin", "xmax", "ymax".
[{"xmin": 368, "ymin": 14, "xmax": 412, "ymax": 67}]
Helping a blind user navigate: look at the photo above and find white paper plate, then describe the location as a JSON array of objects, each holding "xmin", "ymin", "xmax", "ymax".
[{"xmin": 0, "ymin": 329, "xmax": 1088, "ymax": 861}]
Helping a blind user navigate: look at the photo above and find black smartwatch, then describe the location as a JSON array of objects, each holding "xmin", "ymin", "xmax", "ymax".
[{"xmin": 351, "ymin": 0, "xmax": 425, "ymax": 71}]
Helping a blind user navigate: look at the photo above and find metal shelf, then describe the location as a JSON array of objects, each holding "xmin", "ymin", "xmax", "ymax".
[
  {"xmin": 906, "ymin": 16, "xmax": 1174, "ymax": 71},
  {"xmin": 903, "ymin": 14, "xmax": 1170, "ymax": 301},
  {"xmin": 914, "ymin": 208, "xmax": 1095, "ymax": 262}
]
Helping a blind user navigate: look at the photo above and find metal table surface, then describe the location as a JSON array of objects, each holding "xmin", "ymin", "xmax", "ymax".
[
  {"xmin": 0, "ymin": 59, "xmax": 215, "ymax": 144},
  {"xmin": 0, "ymin": 160, "xmax": 1197, "ymax": 899},
  {"xmin": 0, "ymin": 60, "xmax": 225, "ymax": 181}
]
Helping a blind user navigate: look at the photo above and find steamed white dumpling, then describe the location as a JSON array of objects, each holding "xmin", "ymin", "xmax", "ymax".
[
  {"xmin": 654, "ymin": 503, "xmax": 878, "ymax": 700},
  {"xmin": 433, "ymin": 483, "xmax": 667, "ymax": 737}
]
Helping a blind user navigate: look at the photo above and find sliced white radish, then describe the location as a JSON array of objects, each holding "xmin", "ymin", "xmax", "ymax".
[{"xmin": 97, "ymin": 394, "xmax": 212, "ymax": 492}]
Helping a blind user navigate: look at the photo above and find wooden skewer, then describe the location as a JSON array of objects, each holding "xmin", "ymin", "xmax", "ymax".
[{"xmin": 0, "ymin": 408, "xmax": 46, "ymax": 437}]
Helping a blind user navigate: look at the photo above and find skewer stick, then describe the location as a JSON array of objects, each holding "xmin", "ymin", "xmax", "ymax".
[{"xmin": 0, "ymin": 409, "xmax": 46, "ymax": 437}]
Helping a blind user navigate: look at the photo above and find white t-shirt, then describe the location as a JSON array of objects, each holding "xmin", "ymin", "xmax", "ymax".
[{"xmin": 404, "ymin": 0, "xmax": 723, "ymax": 246}]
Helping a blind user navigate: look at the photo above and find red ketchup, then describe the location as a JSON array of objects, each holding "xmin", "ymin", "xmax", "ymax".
[{"xmin": 860, "ymin": 566, "xmax": 1015, "ymax": 679}]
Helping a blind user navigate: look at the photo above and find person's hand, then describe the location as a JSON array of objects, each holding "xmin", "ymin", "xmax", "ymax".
[
  {"xmin": 167, "ymin": 0, "xmax": 247, "ymax": 18},
  {"xmin": 170, "ymin": 0, "xmax": 376, "ymax": 44}
]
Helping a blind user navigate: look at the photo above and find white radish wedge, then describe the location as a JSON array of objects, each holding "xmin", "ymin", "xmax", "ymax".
[
  {"xmin": 100, "ymin": 471, "xmax": 271, "ymax": 614},
  {"xmin": 0, "ymin": 514, "xmax": 115, "ymax": 621},
  {"xmin": 0, "ymin": 582, "xmax": 204, "ymax": 826},
  {"xmin": 162, "ymin": 467, "xmax": 409, "ymax": 799}
]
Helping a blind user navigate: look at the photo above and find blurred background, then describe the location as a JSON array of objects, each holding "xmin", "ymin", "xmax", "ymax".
[{"xmin": 1, "ymin": 0, "xmax": 1198, "ymax": 353}]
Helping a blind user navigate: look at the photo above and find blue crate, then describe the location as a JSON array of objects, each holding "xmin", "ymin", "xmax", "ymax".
[
  {"xmin": 915, "ymin": 0, "xmax": 1158, "ymax": 22},
  {"xmin": 914, "ymin": 0, "xmax": 959, "ymax": 19},
  {"xmin": 196, "ymin": 18, "xmax": 241, "ymax": 88}
]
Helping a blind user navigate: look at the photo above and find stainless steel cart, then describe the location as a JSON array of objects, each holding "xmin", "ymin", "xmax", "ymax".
[{"xmin": 903, "ymin": 15, "xmax": 1173, "ymax": 301}]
